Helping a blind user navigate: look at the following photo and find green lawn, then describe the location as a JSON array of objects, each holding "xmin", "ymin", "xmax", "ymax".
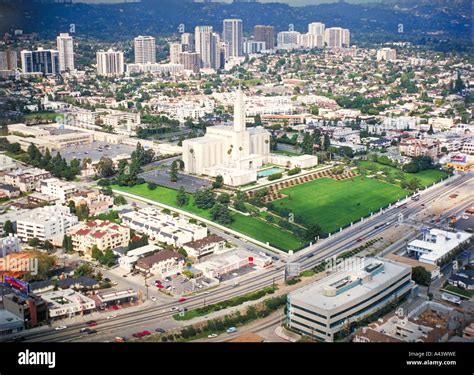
[
  {"xmin": 273, "ymin": 176, "xmax": 409, "ymax": 234},
  {"xmin": 112, "ymin": 184, "xmax": 304, "ymax": 251},
  {"xmin": 357, "ymin": 161, "xmax": 447, "ymax": 187}
]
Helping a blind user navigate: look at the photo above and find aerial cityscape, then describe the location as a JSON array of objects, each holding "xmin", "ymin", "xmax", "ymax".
[{"xmin": 0, "ymin": 0, "xmax": 472, "ymax": 368}]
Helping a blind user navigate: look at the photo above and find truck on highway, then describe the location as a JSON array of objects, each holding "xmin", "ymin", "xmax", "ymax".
[{"xmin": 441, "ymin": 293, "xmax": 461, "ymax": 306}]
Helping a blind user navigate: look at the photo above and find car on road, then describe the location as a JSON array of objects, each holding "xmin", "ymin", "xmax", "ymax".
[
  {"xmin": 178, "ymin": 297, "xmax": 187, "ymax": 302},
  {"xmin": 80, "ymin": 328, "xmax": 91, "ymax": 333},
  {"xmin": 155, "ymin": 328, "xmax": 166, "ymax": 333},
  {"xmin": 232, "ymin": 272, "xmax": 238, "ymax": 277},
  {"xmin": 55, "ymin": 326, "xmax": 67, "ymax": 331},
  {"xmin": 356, "ymin": 237, "xmax": 365, "ymax": 242},
  {"xmin": 87, "ymin": 320, "xmax": 97, "ymax": 327},
  {"xmin": 170, "ymin": 307, "xmax": 177, "ymax": 311},
  {"xmin": 151, "ymin": 297, "xmax": 157, "ymax": 302},
  {"xmin": 11, "ymin": 335, "xmax": 25, "ymax": 342},
  {"xmin": 87, "ymin": 329, "xmax": 98, "ymax": 335},
  {"xmin": 107, "ymin": 315, "xmax": 117, "ymax": 319},
  {"xmin": 207, "ymin": 333, "xmax": 218, "ymax": 338},
  {"xmin": 226, "ymin": 327, "xmax": 237, "ymax": 334}
]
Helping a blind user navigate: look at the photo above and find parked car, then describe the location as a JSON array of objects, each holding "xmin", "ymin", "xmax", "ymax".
[
  {"xmin": 155, "ymin": 328, "xmax": 166, "ymax": 333},
  {"xmin": 115, "ymin": 336, "xmax": 126, "ymax": 343},
  {"xmin": 207, "ymin": 333, "xmax": 218, "ymax": 338},
  {"xmin": 178, "ymin": 297, "xmax": 187, "ymax": 302},
  {"xmin": 226, "ymin": 327, "xmax": 237, "ymax": 334},
  {"xmin": 142, "ymin": 330, "xmax": 152, "ymax": 336}
]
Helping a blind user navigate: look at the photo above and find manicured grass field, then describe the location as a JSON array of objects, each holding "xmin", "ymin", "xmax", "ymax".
[
  {"xmin": 112, "ymin": 184, "xmax": 304, "ymax": 251},
  {"xmin": 274, "ymin": 176, "xmax": 409, "ymax": 234},
  {"xmin": 357, "ymin": 161, "xmax": 447, "ymax": 187}
]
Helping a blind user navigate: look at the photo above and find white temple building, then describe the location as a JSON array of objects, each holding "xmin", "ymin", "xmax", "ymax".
[{"xmin": 182, "ymin": 88, "xmax": 318, "ymax": 186}]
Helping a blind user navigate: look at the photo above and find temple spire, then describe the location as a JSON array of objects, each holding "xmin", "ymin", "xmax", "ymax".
[{"xmin": 233, "ymin": 86, "xmax": 246, "ymax": 132}]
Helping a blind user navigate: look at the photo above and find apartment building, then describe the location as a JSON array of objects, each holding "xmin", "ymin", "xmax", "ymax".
[
  {"xmin": 69, "ymin": 190, "xmax": 114, "ymax": 216},
  {"xmin": 70, "ymin": 220, "xmax": 130, "ymax": 257},
  {"xmin": 40, "ymin": 178, "xmax": 77, "ymax": 204},
  {"xmin": 134, "ymin": 249, "xmax": 185, "ymax": 277},
  {"xmin": 120, "ymin": 207, "xmax": 207, "ymax": 247},
  {"xmin": 182, "ymin": 234, "xmax": 226, "ymax": 258},
  {"xmin": 399, "ymin": 138, "xmax": 441, "ymax": 159},
  {"xmin": 15, "ymin": 205, "xmax": 79, "ymax": 243},
  {"xmin": 4, "ymin": 168, "xmax": 52, "ymax": 192}
]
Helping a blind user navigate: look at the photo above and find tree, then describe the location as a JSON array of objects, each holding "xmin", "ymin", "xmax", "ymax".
[
  {"xmin": 301, "ymin": 133, "xmax": 314, "ymax": 155},
  {"xmin": 91, "ymin": 245, "xmax": 102, "ymax": 261},
  {"xmin": 427, "ymin": 124, "xmax": 434, "ymax": 135},
  {"xmin": 211, "ymin": 203, "xmax": 232, "ymax": 225},
  {"xmin": 147, "ymin": 181, "xmax": 157, "ymax": 190},
  {"xmin": 194, "ymin": 189, "xmax": 215, "ymax": 209},
  {"xmin": 76, "ymin": 204, "xmax": 90, "ymax": 221},
  {"xmin": 170, "ymin": 160, "xmax": 178, "ymax": 182},
  {"xmin": 62, "ymin": 234, "xmax": 74, "ymax": 252},
  {"xmin": 304, "ymin": 224, "xmax": 321, "ymax": 242},
  {"xmin": 212, "ymin": 175, "xmax": 224, "ymax": 189},
  {"xmin": 97, "ymin": 156, "xmax": 115, "ymax": 178},
  {"xmin": 28, "ymin": 237, "xmax": 40, "ymax": 248},
  {"xmin": 233, "ymin": 191, "xmax": 247, "ymax": 212},
  {"xmin": 22, "ymin": 250, "xmax": 56, "ymax": 282},
  {"xmin": 323, "ymin": 133, "xmax": 331, "ymax": 151},
  {"xmin": 3, "ymin": 220, "xmax": 15, "ymax": 236},
  {"xmin": 128, "ymin": 235, "xmax": 149, "ymax": 251},
  {"xmin": 217, "ymin": 193, "xmax": 230, "ymax": 204},
  {"xmin": 412, "ymin": 266, "xmax": 431, "ymax": 286},
  {"xmin": 176, "ymin": 187, "xmax": 189, "ymax": 207},
  {"xmin": 114, "ymin": 195, "xmax": 127, "ymax": 206},
  {"xmin": 43, "ymin": 240, "xmax": 54, "ymax": 251}
]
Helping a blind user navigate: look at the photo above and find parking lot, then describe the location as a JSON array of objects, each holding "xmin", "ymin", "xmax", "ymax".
[
  {"xmin": 62, "ymin": 141, "xmax": 136, "ymax": 163},
  {"xmin": 139, "ymin": 168, "xmax": 212, "ymax": 193},
  {"xmin": 153, "ymin": 274, "xmax": 218, "ymax": 296}
]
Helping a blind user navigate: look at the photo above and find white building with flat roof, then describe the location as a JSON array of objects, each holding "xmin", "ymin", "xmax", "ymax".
[
  {"xmin": 41, "ymin": 289, "xmax": 96, "ymax": 318},
  {"xmin": 118, "ymin": 244, "xmax": 160, "ymax": 272},
  {"xmin": 287, "ymin": 258, "xmax": 413, "ymax": 342},
  {"xmin": 407, "ymin": 229, "xmax": 472, "ymax": 265},
  {"xmin": 40, "ymin": 178, "xmax": 77, "ymax": 204}
]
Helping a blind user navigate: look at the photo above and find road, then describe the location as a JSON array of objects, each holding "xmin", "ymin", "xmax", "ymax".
[{"xmin": 9, "ymin": 171, "xmax": 473, "ymax": 343}]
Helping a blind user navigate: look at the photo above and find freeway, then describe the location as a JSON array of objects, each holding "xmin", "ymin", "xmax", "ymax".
[{"xmin": 13, "ymin": 171, "xmax": 474, "ymax": 342}]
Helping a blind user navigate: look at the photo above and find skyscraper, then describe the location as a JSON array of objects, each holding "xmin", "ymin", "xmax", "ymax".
[
  {"xmin": 0, "ymin": 50, "xmax": 18, "ymax": 71},
  {"xmin": 56, "ymin": 33, "xmax": 74, "ymax": 72},
  {"xmin": 21, "ymin": 48, "xmax": 59, "ymax": 76},
  {"xmin": 308, "ymin": 22, "xmax": 325, "ymax": 36},
  {"xmin": 277, "ymin": 31, "xmax": 301, "ymax": 50},
  {"xmin": 134, "ymin": 36, "xmax": 156, "ymax": 64},
  {"xmin": 324, "ymin": 27, "xmax": 350, "ymax": 48},
  {"xmin": 253, "ymin": 25, "xmax": 275, "ymax": 50},
  {"xmin": 96, "ymin": 49, "xmax": 124, "ymax": 77},
  {"xmin": 223, "ymin": 19, "xmax": 243, "ymax": 57},
  {"xmin": 169, "ymin": 42, "xmax": 185, "ymax": 64},
  {"xmin": 195, "ymin": 26, "xmax": 221, "ymax": 69},
  {"xmin": 181, "ymin": 33, "xmax": 194, "ymax": 51}
]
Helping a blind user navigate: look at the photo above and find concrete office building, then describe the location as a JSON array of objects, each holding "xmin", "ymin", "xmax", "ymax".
[
  {"xmin": 223, "ymin": 19, "xmax": 243, "ymax": 57},
  {"xmin": 96, "ymin": 49, "xmax": 124, "ymax": 77},
  {"xmin": 324, "ymin": 27, "xmax": 350, "ymax": 48},
  {"xmin": 277, "ymin": 31, "xmax": 301, "ymax": 50},
  {"xmin": 195, "ymin": 26, "xmax": 221, "ymax": 69},
  {"xmin": 21, "ymin": 48, "xmax": 59, "ymax": 76},
  {"xmin": 56, "ymin": 33, "xmax": 74, "ymax": 71},
  {"xmin": 133, "ymin": 35, "xmax": 156, "ymax": 64},
  {"xmin": 287, "ymin": 258, "xmax": 413, "ymax": 342}
]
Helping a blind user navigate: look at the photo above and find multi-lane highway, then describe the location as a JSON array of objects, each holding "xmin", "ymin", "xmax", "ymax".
[{"xmin": 11, "ymin": 171, "xmax": 474, "ymax": 342}]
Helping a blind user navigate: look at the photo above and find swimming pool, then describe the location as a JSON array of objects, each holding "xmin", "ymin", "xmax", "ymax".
[{"xmin": 257, "ymin": 167, "xmax": 284, "ymax": 178}]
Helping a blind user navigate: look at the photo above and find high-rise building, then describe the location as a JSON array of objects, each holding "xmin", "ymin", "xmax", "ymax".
[
  {"xmin": 324, "ymin": 27, "xmax": 350, "ymax": 48},
  {"xmin": 299, "ymin": 33, "xmax": 324, "ymax": 49},
  {"xmin": 223, "ymin": 19, "xmax": 243, "ymax": 57},
  {"xmin": 277, "ymin": 31, "xmax": 301, "ymax": 50},
  {"xmin": 0, "ymin": 50, "xmax": 18, "ymax": 71},
  {"xmin": 96, "ymin": 49, "xmax": 124, "ymax": 77},
  {"xmin": 195, "ymin": 26, "xmax": 221, "ymax": 69},
  {"xmin": 20, "ymin": 48, "xmax": 59, "ymax": 76},
  {"xmin": 243, "ymin": 41, "xmax": 266, "ymax": 54},
  {"xmin": 178, "ymin": 51, "xmax": 201, "ymax": 72},
  {"xmin": 253, "ymin": 25, "xmax": 275, "ymax": 50},
  {"xmin": 169, "ymin": 42, "xmax": 185, "ymax": 64},
  {"xmin": 181, "ymin": 33, "xmax": 194, "ymax": 50},
  {"xmin": 56, "ymin": 33, "xmax": 74, "ymax": 71},
  {"xmin": 308, "ymin": 22, "xmax": 325, "ymax": 36},
  {"xmin": 134, "ymin": 35, "xmax": 156, "ymax": 64}
]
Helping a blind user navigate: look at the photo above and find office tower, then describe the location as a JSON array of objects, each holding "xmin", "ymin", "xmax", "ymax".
[
  {"xmin": 223, "ymin": 19, "xmax": 243, "ymax": 57},
  {"xmin": 195, "ymin": 26, "xmax": 221, "ymax": 69},
  {"xmin": 133, "ymin": 36, "xmax": 156, "ymax": 64},
  {"xmin": 181, "ymin": 33, "xmax": 194, "ymax": 50},
  {"xmin": 277, "ymin": 31, "xmax": 301, "ymax": 50},
  {"xmin": 253, "ymin": 25, "xmax": 275, "ymax": 50},
  {"xmin": 178, "ymin": 51, "xmax": 200, "ymax": 72},
  {"xmin": 324, "ymin": 27, "xmax": 350, "ymax": 48},
  {"xmin": 56, "ymin": 33, "xmax": 74, "ymax": 71},
  {"xmin": 21, "ymin": 48, "xmax": 59, "ymax": 76},
  {"xmin": 0, "ymin": 50, "xmax": 18, "ymax": 71},
  {"xmin": 96, "ymin": 49, "xmax": 124, "ymax": 77},
  {"xmin": 169, "ymin": 42, "xmax": 185, "ymax": 64},
  {"xmin": 308, "ymin": 22, "xmax": 325, "ymax": 36},
  {"xmin": 299, "ymin": 33, "xmax": 323, "ymax": 49}
]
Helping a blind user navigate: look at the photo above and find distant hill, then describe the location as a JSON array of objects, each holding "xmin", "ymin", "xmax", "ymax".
[{"xmin": 0, "ymin": 0, "xmax": 470, "ymax": 48}]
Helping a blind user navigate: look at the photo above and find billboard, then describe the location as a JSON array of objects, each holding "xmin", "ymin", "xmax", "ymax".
[{"xmin": 4, "ymin": 275, "xmax": 30, "ymax": 296}]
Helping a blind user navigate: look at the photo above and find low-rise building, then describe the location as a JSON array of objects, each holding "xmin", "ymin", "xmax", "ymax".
[
  {"xmin": 134, "ymin": 249, "xmax": 185, "ymax": 277},
  {"xmin": 399, "ymin": 138, "xmax": 440, "ymax": 159},
  {"xmin": 118, "ymin": 244, "xmax": 160, "ymax": 272},
  {"xmin": 0, "ymin": 234, "xmax": 21, "ymax": 256},
  {"xmin": 40, "ymin": 178, "xmax": 77, "ymax": 204},
  {"xmin": 41, "ymin": 289, "xmax": 96, "ymax": 318},
  {"xmin": 182, "ymin": 234, "xmax": 226, "ymax": 259},
  {"xmin": 68, "ymin": 190, "xmax": 114, "ymax": 216},
  {"xmin": 3, "ymin": 293, "xmax": 48, "ymax": 329},
  {"xmin": 0, "ymin": 184, "xmax": 20, "ymax": 198},
  {"xmin": 4, "ymin": 168, "xmax": 51, "ymax": 192},
  {"xmin": 287, "ymin": 258, "xmax": 413, "ymax": 342},
  {"xmin": 70, "ymin": 220, "xmax": 130, "ymax": 257},
  {"xmin": 0, "ymin": 309, "xmax": 24, "ymax": 336}
]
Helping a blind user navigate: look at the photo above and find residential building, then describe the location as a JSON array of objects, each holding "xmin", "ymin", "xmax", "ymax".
[
  {"xmin": 181, "ymin": 32, "xmax": 194, "ymax": 50},
  {"xmin": 169, "ymin": 42, "xmax": 185, "ymax": 64},
  {"xmin": 134, "ymin": 35, "xmax": 156, "ymax": 64},
  {"xmin": 4, "ymin": 168, "xmax": 52, "ymax": 192},
  {"xmin": 447, "ymin": 267, "xmax": 474, "ymax": 290},
  {"xmin": 118, "ymin": 244, "xmax": 159, "ymax": 272},
  {"xmin": 377, "ymin": 47, "xmax": 397, "ymax": 61},
  {"xmin": 134, "ymin": 249, "xmax": 185, "ymax": 277},
  {"xmin": 40, "ymin": 178, "xmax": 77, "ymax": 204},
  {"xmin": 70, "ymin": 220, "xmax": 130, "ymax": 257},
  {"xmin": 20, "ymin": 48, "xmax": 59, "ymax": 76},
  {"xmin": 0, "ymin": 153, "xmax": 17, "ymax": 172},
  {"xmin": 287, "ymin": 258, "xmax": 413, "ymax": 342},
  {"xmin": 0, "ymin": 50, "xmax": 18, "ymax": 71},
  {"xmin": 182, "ymin": 234, "xmax": 226, "ymax": 258},
  {"xmin": 56, "ymin": 33, "xmax": 74, "ymax": 71},
  {"xmin": 407, "ymin": 229, "xmax": 472, "ymax": 265},
  {"xmin": 195, "ymin": 26, "xmax": 221, "ymax": 69},
  {"xmin": 223, "ymin": 19, "xmax": 243, "ymax": 57},
  {"xmin": 16, "ymin": 205, "xmax": 78, "ymax": 243},
  {"xmin": 3, "ymin": 293, "xmax": 48, "ymax": 329},
  {"xmin": 96, "ymin": 49, "xmax": 124, "ymax": 77},
  {"xmin": 399, "ymin": 138, "xmax": 440, "ymax": 159},
  {"xmin": 0, "ymin": 234, "xmax": 21, "ymax": 256},
  {"xmin": 178, "ymin": 51, "xmax": 201, "ymax": 71},
  {"xmin": 308, "ymin": 22, "xmax": 325, "ymax": 36},
  {"xmin": 69, "ymin": 190, "xmax": 114, "ymax": 216},
  {"xmin": 324, "ymin": 27, "xmax": 350, "ymax": 48},
  {"xmin": 243, "ymin": 41, "xmax": 266, "ymax": 55},
  {"xmin": 120, "ymin": 207, "xmax": 207, "ymax": 247},
  {"xmin": 253, "ymin": 25, "xmax": 275, "ymax": 50},
  {"xmin": 0, "ymin": 184, "xmax": 20, "ymax": 199},
  {"xmin": 0, "ymin": 309, "xmax": 24, "ymax": 337},
  {"xmin": 277, "ymin": 31, "xmax": 301, "ymax": 50}
]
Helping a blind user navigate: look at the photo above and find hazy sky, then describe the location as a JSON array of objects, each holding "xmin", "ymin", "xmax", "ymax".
[{"xmin": 73, "ymin": 0, "xmax": 380, "ymax": 5}]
